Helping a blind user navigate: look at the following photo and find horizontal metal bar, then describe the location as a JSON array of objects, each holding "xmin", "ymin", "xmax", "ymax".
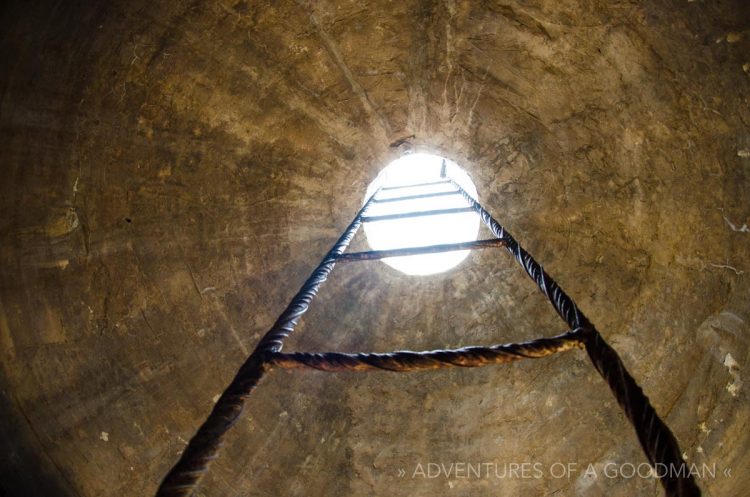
[
  {"xmin": 380, "ymin": 179, "xmax": 452, "ymax": 191},
  {"xmin": 264, "ymin": 328, "xmax": 585, "ymax": 372},
  {"xmin": 373, "ymin": 189, "xmax": 460, "ymax": 203},
  {"xmin": 361, "ymin": 206, "xmax": 475, "ymax": 223},
  {"xmin": 337, "ymin": 238, "xmax": 506, "ymax": 262}
]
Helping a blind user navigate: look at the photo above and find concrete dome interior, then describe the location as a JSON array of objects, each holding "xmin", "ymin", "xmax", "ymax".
[{"xmin": 0, "ymin": 1, "xmax": 748, "ymax": 497}]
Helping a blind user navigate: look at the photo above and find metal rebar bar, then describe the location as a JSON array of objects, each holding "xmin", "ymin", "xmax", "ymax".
[
  {"xmin": 154, "ymin": 191, "xmax": 380, "ymax": 497},
  {"xmin": 448, "ymin": 179, "xmax": 700, "ymax": 497},
  {"xmin": 361, "ymin": 206, "xmax": 475, "ymax": 223},
  {"xmin": 380, "ymin": 179, "xmax": 451, "ymax": 191},
  {"xmin": 336, "ymin": 238, "xmax": 506, "ymax": 262},
  {"xmin": 373, "ymin": 189, "xmax": 460, "ymax": 203},
  {"xmin": 266, "ymin": 329, "xmax": 584, "ymax": 372}
]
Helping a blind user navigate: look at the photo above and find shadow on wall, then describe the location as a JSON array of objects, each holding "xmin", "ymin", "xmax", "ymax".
[{"xmin": 0, "ymin": 386, "xmax": 74, "ymax": 497}]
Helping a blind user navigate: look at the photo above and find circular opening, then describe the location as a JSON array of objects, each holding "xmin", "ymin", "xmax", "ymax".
[{"xmin": 363, "ymin": 153, "xmax": 480, "ymax": 276}]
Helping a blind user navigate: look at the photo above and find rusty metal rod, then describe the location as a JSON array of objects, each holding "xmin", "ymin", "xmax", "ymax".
[
  {"xmin": 373, "ymin": 189, "xmax": 460, "ymax": 203},
  {"xmin": 336, "ymin": 238, "xmax": 506, "ymax": 262},
  {"xmin": 266, "ymin": 329, "xmax": 584, "ymax": 372},
  {"xmin": 155, "ymin": 191, "xmax": 381, "ymax": 497},
  {"xmin": 362, "ymin": 206, "xmax": 475, "ymax": 223},
  {"xmin": 448, "ymin": 179, "xmax": 700, "ymax": 497}
]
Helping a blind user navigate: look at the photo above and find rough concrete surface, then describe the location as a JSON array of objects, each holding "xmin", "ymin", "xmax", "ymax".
[{"xmin": 0, "ymin": 1, "xmax": 748, "ymax": 496}]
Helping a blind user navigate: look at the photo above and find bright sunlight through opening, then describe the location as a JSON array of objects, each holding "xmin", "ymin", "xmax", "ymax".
[{"xmin": 363, "ymin": 153, "xmax": 480, "ymax": 276}]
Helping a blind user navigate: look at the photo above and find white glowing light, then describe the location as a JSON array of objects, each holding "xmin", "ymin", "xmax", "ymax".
[{"xmin": 363, "ymin": 153, "xmax": 480, "ymax": 276}]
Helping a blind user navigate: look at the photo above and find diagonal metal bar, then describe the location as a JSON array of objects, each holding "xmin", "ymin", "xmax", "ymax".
[
  {"xmin": 266, "ymin": 329, "xmax": 584, "ymax": 372},
  {"xmin": 362, "ymin": 206, "xmax": 475, "ymax": 223},
  {"xmin": 380, "ymin": 178, "xmax": 451, "ymax": 191},
  {"xmin": 447, "ymin": 181, "xmax": 583, "ymax": 328},
  {"xmin": 373, "ymin": 189, "xmax": 460, "ymax": 203},
  {"xmin": 447, "ymin": 179, "xmax": 700, "ymax": 497},
  {"xmin": 336, "ymin": 238, "xmax": 506, "ymax": 262},
  {"xmin": 155, "ymin": 190, "xmax": 381, "ymax": 497}
]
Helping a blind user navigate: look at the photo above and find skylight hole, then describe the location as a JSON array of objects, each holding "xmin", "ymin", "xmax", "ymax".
[{"xmin": 363, "ymin": 153, "xmax": 480, "ymax": 276}]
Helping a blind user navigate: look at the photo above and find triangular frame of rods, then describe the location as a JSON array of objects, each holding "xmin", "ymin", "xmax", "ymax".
[{"xmin": 156, "ymin": 177, "xmax": 701, "ymax": 497}]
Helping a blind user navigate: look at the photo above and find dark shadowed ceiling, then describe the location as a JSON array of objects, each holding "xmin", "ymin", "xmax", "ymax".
[{"xmin": 1, "ymin": 1, "xmax": 748, "ymax": 496}]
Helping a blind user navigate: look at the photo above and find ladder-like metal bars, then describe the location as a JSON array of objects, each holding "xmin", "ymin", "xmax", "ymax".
[{"xmin": 155, "ymin": 179, "xmax": 701, "ymax": 497}]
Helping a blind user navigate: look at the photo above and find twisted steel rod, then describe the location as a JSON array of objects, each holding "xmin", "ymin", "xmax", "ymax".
[
  {"xmin": 266, "ymin": 329, "xmax": 584, "ymax": 372},
  {"xmin": 155, "ymin": 192, "xmax": 380, "ymax": 497},
  {"xmin": 361, "ymin": 206, "xmax": 475, "ymax": 223},
  {"xmin": 381, "ymin": 178, "xmax": 451, "ymax": 190},
  {"xmin": 448, "ymin": 179, "xmax": 700, "ymax": 497},
  {"xmin": 373, "ymin": 189, "xmax": 460, "ymax": 203},
  {"xmin": 336, "ymin": 238, "xmax": 506, "ymax": 262}
]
